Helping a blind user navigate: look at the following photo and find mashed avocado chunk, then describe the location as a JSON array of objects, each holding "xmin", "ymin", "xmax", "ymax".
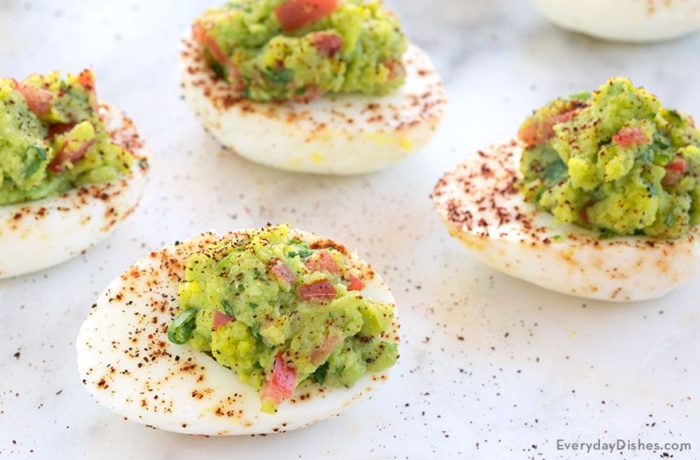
[
  {"xmin": 168, "ymin": 224, "xmax": 398, "ymax": 412},
  {"xmin": 0, "ymin": 70, "xmax": 135, "ymax": 206},
  {"xmin": 193, "ymin": 0, "xmax": 407, "ymax": 101},
  {"xmin": 519, "ymin": 77, "xmax": 700, "ymax": 239}
]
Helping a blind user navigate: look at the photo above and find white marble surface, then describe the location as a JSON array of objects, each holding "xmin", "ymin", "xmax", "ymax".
[{"xmin": 1, "ymin": 1, "xmax": 700, "ymax": 459}]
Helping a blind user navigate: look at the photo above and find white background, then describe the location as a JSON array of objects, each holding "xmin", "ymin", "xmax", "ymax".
[{"xmin": 1, "ymin": 0, "xmax": 699, "ymax": 458}]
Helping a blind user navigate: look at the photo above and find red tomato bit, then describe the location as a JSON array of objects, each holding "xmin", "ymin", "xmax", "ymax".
[
  {"xmin": 270, "ymin": 259, "xmax": 296, "ymax": 285},
  {"xmin": 275, "ymin": 0, "xmax": 340, "ymax": 33},
  {"xmin": 549, "ymin": 109, "xmax": 579, "ymax": 126},
  {"xmin": 212, "ymin": 311, "xmax": 234, "ymax": 330},
  {"xmin": 298, "ymin": 279, "xmax": 337, "ymax": 301},
  {"xmin": 662, "ymin": 158, "xmax": 687, "ymax": 188},
  {"xmin": 76, "ymin": 70, "xmax": 96, "ymax": 94},
  {"xmin": 518, "ymin": 109, "xmax": 579, "ymax": 147},
  {"xmin": 192, "ymin": 21, "xmax": 242, "ymax": 88},
  {"xmin": 612, "ymin": 127, "xmax": 651, "ymax": 147},
  {"xmin": 14, "ymin": 81, "xmax": 53, "ymax": 117},
  {"xmin": 579, "ymin": 206, "xmax": 591, "ymax": 226},
  {"xmin": 347, "ymin": 275, "xmax": 365, "ymax": 292},
  {"xmin": 304, "ymin": 250, "xmax": 339, "ymax": 274},
  {"xmin": 48, "ymin": 139, "xmax": 95, "ymax": 173},
  {"xmin": 312, "ymin": 33, "xmax": 343, "ymax": 57},
  {"xmin": 262, "ymin": 353, "xmax": 297, "ymax": 406},
  {"xmin": 310, "ymin": 335, "xmax": 342, "ymax": 365},
  {"xmin": 47, "ymin": 123, "xmax": 75, "ymax": 138}
]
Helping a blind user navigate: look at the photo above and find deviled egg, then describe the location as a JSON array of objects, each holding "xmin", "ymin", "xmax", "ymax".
[
  {"xmin": 77, "ymin": 224, "xmax": 399, "ymax": 435},
  {"xmin": 180, "ymin": 0, "xmax": 446, "ymax": 175},
  {"xmin": 530, "ymin": 0, "xmax": 700, "ymax": 42},
  {"xmin": 433, "ymin": 78, "xmax": 700, "ymax": 302},
  {"xmin": 0, "ymin": 70, "xmax": 148, "ymax": 279}
]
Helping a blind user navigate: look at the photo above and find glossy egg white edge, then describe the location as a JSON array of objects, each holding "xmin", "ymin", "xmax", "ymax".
[
  {"xmin": 530, "ymin": 0, "xmax": 700, "ymax": 42},
  {"xmin": 0, "ymin": 103, "xmax": 148, "ymax": 280},
  {"xmin": 432, "ymin": 140, "xmax": 700, "ymax": 302},
  {"xmin": 76, "ymin": 229, "xmax": 400, "ymax": 436},
  {"xmin": 179, "ymin": 32, "xmax": 447, "ymax": 175}
]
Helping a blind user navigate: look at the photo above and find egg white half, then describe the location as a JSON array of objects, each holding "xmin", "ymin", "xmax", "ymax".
[
  {"xmin": 432, "ymin": 140, "xmax": 700, "ymax": 302},
  {"xmin": 179, "ymin": 33, "xmax": 446, "ymax": 175},
  {"xmin": 0, "ymin": 104, "xmax": 148, "ymax": 279},
  {"xmin": 76, "ymin": 230, "xmax": 399, "ymax": 436},
  {"xmin": 530, "ymin": 0, "xmax": 700, "ymax": 42}
]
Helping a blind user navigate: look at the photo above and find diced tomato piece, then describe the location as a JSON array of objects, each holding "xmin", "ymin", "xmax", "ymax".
[
  {"xmin": 612, "ymin": 127, "xmax": 651, "ymax": 147},
  {"xmin": 579, "ymin": 206, "xmax": 590, "ymax": 226},
  {"xmin": 269, "ymin": 259, "xmax": 296, "ymax": 285},
  {"xmin": 550, "ymin": 109, "xmax": 579, "ymax": 126},
  {"xmin": 540, "ymin": 110, "xmax": 579, "ymax": 141},
  {"xmin": 298, "ymin": 279, "xmax": 337, "ymax": 301},
  {"xmin": 192, "ymin": 21, "xmax": 228, "ymax": 64},
  {"xmin": 48, "ymin": 139, "xmax": 95, "ymax": 173},
  {"xmin": 518, "ymin": 109, "xmax": 579, "ymax": 147},
  {"xmin": 192, "ymin": 20, "xmax": 242, "ymax": 88},
  {"xmin": 274, "ymin": 0, "xmax": 339, "ymax": 32},
  {"xmin": 310, "ymin": 335, "xmax": 342, "ymax": 365},
  {"xmin": 47, "ymin": 123, "xmax": 75, "ymax": 138},
  {"xmin": 317, "ymin": 251, "xmax": 338, "ymax": 273},
  {"xmin": 14, "ymin": 81, "xmax": 53, "ymax": 117},
  {"xmin": 304, "ymin": 258, "xmax": 315, "ymax": 272},
  {"xmin": 662, "ymin": 159, "xmax": 687, "ymax": 187},
  {"xmin": 76, "ymin": 69, "xmax": 96, "ymax": 94},
  {"xmin": 192, "ymin": 20, "xmax": 207, "ymax": 43},
  {"xmin": 517, "ymin": 120, "xmax": 539, "ymax": 147},
  {"xmin": 262, "ymin": 353, "xmax": 297, "ymax": 406},
  {"xmin": 347, "ymin": 275, "xmax": 365, "ymax": 292},
  {"xmin": 312, "ymin": 33, "xmax": 343, "ymax": 57},
  {"xmin": 666, "ymin": 158, "xmax": 687, "ymax": 174},
  {"xmin": 212, "ymin": 311, "xmax": 234, "ymax": 330},
  {"xmin": 304, "ymin": 250, "xmax": 339, "ymax": 274}
]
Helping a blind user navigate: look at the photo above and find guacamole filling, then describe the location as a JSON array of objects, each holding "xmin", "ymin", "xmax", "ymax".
[
  {"xmin": 0, "ymin": 70, "xmax": 135, "ymax": 206},
  {"xmin": 168, "ymin": 224, "xmax": 398, "ymax": 412},
  {"xmin": 518, "ymin": 77, "xmax": 700, "ymax": 239},
  {"xmin": 192, "ymin": 0, "xmax": 407, "ymax": 102}
]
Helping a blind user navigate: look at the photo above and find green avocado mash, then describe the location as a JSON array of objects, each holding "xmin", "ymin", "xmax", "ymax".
[
  {"xmin": 193, "ymin": 0, "xmax": 407, "ymax": 101},
  {"xmin": 168, "ymin": 224, "xmax": 398, "ymax": 412},
  {"xmin": 519, "ymin": 77, "xmax": 700, "ymax": 239},
  {"xmin": 0, "ymin": 70, "xmax": 135, "ymax": 206}
]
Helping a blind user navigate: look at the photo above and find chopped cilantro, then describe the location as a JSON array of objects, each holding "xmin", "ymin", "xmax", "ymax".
[
  {"xmin": 222, "ymin": 299, "xmax": 235, "ymax": 316},
  {"xmin": 24, "ymin": 146, "xmax": 47, "ymax": 178}
]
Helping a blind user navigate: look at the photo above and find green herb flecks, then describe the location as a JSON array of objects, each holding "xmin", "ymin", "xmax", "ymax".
[
  {"xmin": 568, "ymin": 91, "xmax": 591, "ymax": 102},
  {"xmin": 24, "ymin": 146, "xmax": 47, "ymax": 178},
  {"xmin": 167, "ymin": 308, "xmax": 198, "ymax": 345},
  {"xmin": 543, "ymin": 159, "xmax": 568, "ymax": 183},
  {"xmin": 265, "ymin": 68, "xmax": 294, "ymax": 86},
  {"xmin": 222, "ymin": 299, "xmax": 235, "ymax": 317},
  {"xmin": 288, "ymin": 240, "xmax": 313, "ymax": 259}
]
